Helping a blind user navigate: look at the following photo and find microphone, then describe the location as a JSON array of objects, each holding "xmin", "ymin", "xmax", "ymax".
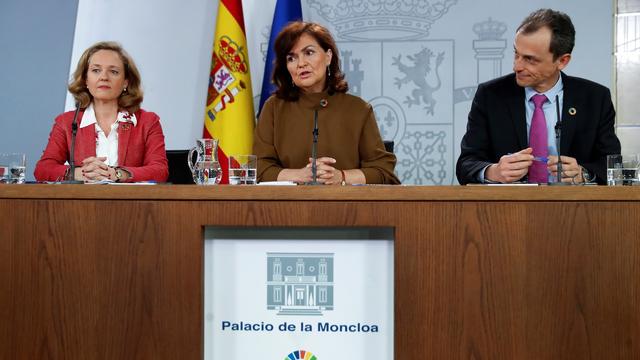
[
  {"xmin": 305, "ymin": 99, "xmax": 327, "ymax": 185},
  {"xmin": 64, "ymin": 102, "xmax": 84, "ymax": 184},
  {"xmin": 548, "ymin": 94, "xmax": 570, "ymax": 186}
]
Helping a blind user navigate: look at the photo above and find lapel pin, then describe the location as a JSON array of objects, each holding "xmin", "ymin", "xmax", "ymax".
[{"xmin": 568, "ymin": 107, "xmax": 577, "ymax": 116}]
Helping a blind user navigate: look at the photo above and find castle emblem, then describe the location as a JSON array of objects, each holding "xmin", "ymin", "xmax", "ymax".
[
  {"xmin": 267, "ymin": 253, "xmax": 334, "ymax": 316},
  {"xmin": 472, "ymin": 17, "xmax": 508, "ymax": 84},
  {"xmin": 341, "ymin": 50, "xmax": 364, "ymax": 95},
  {"xmin": 392, "ymin": 48, "xmax": 445, "ymax": 115}
]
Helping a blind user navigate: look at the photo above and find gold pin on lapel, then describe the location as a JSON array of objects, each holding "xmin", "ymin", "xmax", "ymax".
[{"xmin": 568, "ymin": 107, "xmax": 577, "ymax": 115}]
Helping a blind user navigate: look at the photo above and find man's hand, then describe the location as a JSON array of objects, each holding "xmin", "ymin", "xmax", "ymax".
[
  {"xmin": 485, "ymin": 148, "xmax": 534, "ymax": 183},
  {"xmin": 547, "ymin": 155, "xmax": 582, "ymax": 183}
]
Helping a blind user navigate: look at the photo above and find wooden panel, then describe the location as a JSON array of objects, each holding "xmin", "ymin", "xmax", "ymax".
[
  {"xmin": 0, "ymin": 199, "xmax": 202, "ymax": 359},
  {"xmin": 1, "ymin": 186, "xmax": 639, "ymax": 359},
  {"xmin": 2, "ymin": 184, "xmax": 640, "ymax": 201}
]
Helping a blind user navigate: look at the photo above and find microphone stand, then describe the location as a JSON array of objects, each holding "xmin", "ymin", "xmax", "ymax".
[
  {"xmin": 305, "ymin": 109, "xmax": 321, "ymax": 185},
  {"xmin": 62, "ymin": 103, "xmax": 84, "ymax": 184},
  {"xmin": 548, "ymin": 95, "xmax": 570, "ymax": 186}
]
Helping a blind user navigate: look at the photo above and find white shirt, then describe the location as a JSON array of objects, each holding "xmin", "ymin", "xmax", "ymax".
[{"xmin": 79, "ymin": 104, "xmax": 137, "ymax": 167}]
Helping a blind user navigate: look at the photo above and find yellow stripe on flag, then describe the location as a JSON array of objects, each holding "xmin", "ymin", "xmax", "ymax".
[{"xmin": 204, "ymin": 0, "xmax": 254, "ymax": 160}]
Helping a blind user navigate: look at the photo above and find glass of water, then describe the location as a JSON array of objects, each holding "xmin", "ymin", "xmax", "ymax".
[
  {"xmin": 607, "ymin": 154, "xmax": 640, "ymax": 186},
  {"xmin": 0, "ymin": 153, "xmax": 26, "ymax": 184},
  {"xmin": 228, "ymin": 155, "xmax": 257, "ymax": 185}
]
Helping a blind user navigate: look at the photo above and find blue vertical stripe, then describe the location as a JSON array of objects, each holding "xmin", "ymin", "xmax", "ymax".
[{"xmin": 258, "ymin": 0, "xmax": 303, "ymax": 114}]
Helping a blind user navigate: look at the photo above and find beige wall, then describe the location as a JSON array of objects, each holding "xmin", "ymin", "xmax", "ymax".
[{"xmin": 616, "ymin": 0, "xmax": 640, "ymax": 154}]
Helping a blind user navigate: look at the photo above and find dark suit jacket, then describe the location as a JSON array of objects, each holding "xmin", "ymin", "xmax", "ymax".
[
  {"xmin": 34, "ymin": 108, "xmax": 169, "ymax": 182},
  {"xmin": 456, "ymin": 73, "xmax": 620, "ymax": 185}
]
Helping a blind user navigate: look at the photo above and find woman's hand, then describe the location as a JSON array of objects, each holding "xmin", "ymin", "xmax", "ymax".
[
  {"xmin": 276, "ymin": 157, "xmax": 337, "ymax": 184},
  {"xmin": 75, "ymin": 156, "xmax": 115, "ymax": 181},
  {"xmin": 305, "ymin": 157, "xmax": 348, "ymax": 185},
  {"xmin": 277, "ymin": 167, "xmax": 316, "ymax": 183},
  {"xmin": 312, "ymin": 158, "xmax": 367, "ymax": 185},
  {"xmin": 311, "ymin": 157, "xmax": 343, "ymax": 185},
  {"xmin": 276, "ymin": 157, "xmax": 366, "ymax": 185}
]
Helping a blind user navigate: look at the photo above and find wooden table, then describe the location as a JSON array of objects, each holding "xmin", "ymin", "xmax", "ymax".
[{"xmin": 1, "ymin": 185, "xmax": 638, "ymax": 359}]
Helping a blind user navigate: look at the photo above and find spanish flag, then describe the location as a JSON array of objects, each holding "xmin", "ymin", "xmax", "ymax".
[{"xmin": 203, "ymin": 0, "xmax": 254, "ymax": 183}]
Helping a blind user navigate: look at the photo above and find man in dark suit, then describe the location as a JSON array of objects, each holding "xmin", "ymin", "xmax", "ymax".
[{"xmin": 456, "ymin": 9, "xmax": 620, "ymax": 185}]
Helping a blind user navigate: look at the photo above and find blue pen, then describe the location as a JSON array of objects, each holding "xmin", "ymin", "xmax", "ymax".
[{"xmin": 507, "ymin": 153, "xmax": 548, "ymax": 163}]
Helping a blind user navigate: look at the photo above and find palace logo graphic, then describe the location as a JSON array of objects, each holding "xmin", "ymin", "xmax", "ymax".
[
  {"xmin": 267, "ymin": 253, "xmax": 334, "ymax": 316},
  {"xmin": 284, "ymin": 349, "xmax": 318, "ymax": 360}
]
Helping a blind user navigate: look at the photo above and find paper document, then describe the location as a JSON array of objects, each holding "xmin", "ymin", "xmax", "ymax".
[{"xmin": 256, "ymin": 181, "xmax": 297, "ymax": 186}]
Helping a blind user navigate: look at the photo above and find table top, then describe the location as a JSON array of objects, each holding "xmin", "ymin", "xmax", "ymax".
[{"xmin": 2, "ymin": 184, "xmax": 640, "ymax": 201}]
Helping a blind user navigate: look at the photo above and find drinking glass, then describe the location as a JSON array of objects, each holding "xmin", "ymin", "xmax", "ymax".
[
  {"xmin": 228, "ymin": 155, "xmax": 257, "ymax": 185},
  {"xmin": 607, "ymin": 154, "xmax": 640, "ymax": 186},
  {"xmin": 0, "ymin": 153, "xmax": 26, "ymax": 184}
]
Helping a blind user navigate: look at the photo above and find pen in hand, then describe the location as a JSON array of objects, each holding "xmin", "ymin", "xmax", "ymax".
[{"xmin": 507, "ymin": 153, "xmax": 547, "ymax": 163}]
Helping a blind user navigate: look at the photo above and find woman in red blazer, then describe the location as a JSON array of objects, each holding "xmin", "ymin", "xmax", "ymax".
[{"xmin": 35, "ymin": 41, "xmax": 168, "ymax": 182}]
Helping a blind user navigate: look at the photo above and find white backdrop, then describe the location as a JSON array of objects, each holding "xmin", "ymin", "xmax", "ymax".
[{"xmin": 67, "ymin": 0, "xmax": 614, "ymax": 184}]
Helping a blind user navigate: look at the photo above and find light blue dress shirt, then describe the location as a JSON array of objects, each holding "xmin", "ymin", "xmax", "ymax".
[{"xmin": 524, "ymin": 76, "xmax": 563, "ymax": 158}]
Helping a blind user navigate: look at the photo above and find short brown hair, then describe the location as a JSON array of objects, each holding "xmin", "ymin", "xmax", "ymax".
[
  {"xmin": 272, "ymin": 21, "xmax": 348, "ymax": 101},
  {"xmin": 517, "ymin": 9, "xmax": 575, "ymax": 60},
  {"xmin": 68, "ymin": 41, "xmax": 143, "ymax": 113}
]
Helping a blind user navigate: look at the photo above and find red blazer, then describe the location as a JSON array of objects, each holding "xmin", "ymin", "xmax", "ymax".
[{"xmin": 34, "ymin": 108, "xmax": 169, "ymax": 182}]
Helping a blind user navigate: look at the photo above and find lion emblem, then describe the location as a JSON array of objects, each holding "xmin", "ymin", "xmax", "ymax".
[{"xmin": 392, "ymin": 48, "xmax": 445, "ymax": 115}]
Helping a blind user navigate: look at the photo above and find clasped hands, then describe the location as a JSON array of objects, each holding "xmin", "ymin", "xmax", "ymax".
[
  {"xmin": 72, "ymin": 156, "xmax": 123, "ymax": 182},
  {"xmin": 278, "ymin": 157, "xmax": 344, "ymax": 185},
  {"xmin": 485, "ymin": 147, "xmax": 584, "ymax": 184}
]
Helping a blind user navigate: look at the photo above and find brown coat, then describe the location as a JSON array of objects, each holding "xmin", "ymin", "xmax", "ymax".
[{"xmin": 254, "ymin": 91, "xmax": 400, "ymax": 184}]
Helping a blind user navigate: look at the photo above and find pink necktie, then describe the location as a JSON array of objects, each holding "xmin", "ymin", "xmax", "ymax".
[{"xmin": 529, "ymin": 94, "xmax": 548, "ymax": 183}]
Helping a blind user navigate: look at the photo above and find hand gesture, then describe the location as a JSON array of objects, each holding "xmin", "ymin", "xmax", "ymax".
[{"xmin": 485, "ymin": 148, "xmax": 534, "ymax": 183}]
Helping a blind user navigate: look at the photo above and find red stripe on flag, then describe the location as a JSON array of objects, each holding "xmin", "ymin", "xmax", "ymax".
[
  {"xmin": 201, "ymin": 129, "xmax": 231, "ymax": 185},
  {"xmin": 220, "ymin": 0, "xmax": 246, "ymax": 33}
]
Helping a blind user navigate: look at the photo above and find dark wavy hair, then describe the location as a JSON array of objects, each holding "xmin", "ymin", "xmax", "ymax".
[
  {"xmin": 272, "ymin": 21, "xmax": 348, "ymax": 101},
  {"xmin": 517, "ymin": 9, "xmax": 575, "ymax": 61},
  {"xmin": 68, "ymin": 41, "xmax": 143, "ymax": 113}
]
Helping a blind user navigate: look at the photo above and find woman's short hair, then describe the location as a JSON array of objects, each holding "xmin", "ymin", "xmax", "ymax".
[
  {"xmin": 68, "ymin": 41, "xmax": 143, "ymax": 113},
  {"xmin": 272, "ymin": 21, "xmax": 348, "ymax": 101}
]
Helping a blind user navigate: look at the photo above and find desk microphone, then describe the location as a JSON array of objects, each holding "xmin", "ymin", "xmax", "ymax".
[
  {"xmin": 305, "ymin": 99, "xmax": 328, "ymax": 185},
  {"xmin": 64, "ymin": 103, "xmax": 84, "ymax": 184},
  {"xmin": 549, "ymin": 94, "xmax": 570, "ymax": 186}
]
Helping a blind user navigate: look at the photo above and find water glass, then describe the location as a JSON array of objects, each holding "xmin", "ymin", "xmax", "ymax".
[
  {"xmin": 228, "ymin": 155, "xmax": 257, "ymax": 185},
  {"xmin": 0, "ymin": 153, "xmax": 26, "ymax": 184},
  {"xmin": 607, "ymin": 154, "xmax": 640, "ymax": 186}
]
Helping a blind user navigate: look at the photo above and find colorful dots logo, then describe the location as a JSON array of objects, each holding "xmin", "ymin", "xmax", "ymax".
[{"xmin": 284, "ymin": 349, "xmax": 317, "ymax": 360}]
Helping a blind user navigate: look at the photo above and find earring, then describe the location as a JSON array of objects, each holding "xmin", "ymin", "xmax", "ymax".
[
  {"xmin": 123, "ymin": 87, "xmax": 127, "ymax": 92},
  {"xmin": 327, "ymin": 66, "xmax": 331, "ymax": 77}
]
